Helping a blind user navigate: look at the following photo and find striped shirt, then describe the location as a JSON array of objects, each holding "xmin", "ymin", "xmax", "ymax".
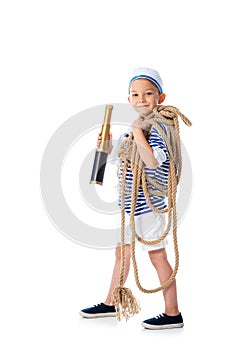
[{"xmin": 118, "ymin": 125, "xmax": 170, "ymax": 216}]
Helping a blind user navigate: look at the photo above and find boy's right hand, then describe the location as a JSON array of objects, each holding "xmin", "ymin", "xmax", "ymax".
[
  {"xmin": 97, "ymin": 132, "xmax": 103, "ymax": 148},
  {"xmin": 97, "ymin": 132, "xmax": 113, "ymax": 154}
]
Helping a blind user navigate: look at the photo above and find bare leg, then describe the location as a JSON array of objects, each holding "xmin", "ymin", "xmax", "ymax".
[
  {"xmin": 148, "ymin": 248, "xmax": 179, "ymax": 316},
  {"xmin": 104, "ymin": 244, "xmax": 131, "ymax": 305}
]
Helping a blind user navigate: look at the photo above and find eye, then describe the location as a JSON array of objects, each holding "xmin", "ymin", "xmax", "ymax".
[
  {"xmin": 131, "ymin": 93, "xmax": 138, "ymax": 97},
  {"xmin": 146, "ymin": 92, "xmax": 153, "ymax": 95}
]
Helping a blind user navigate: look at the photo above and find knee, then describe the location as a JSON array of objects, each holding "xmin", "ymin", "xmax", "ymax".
[
  {"xmin": 115, "ymin": 245, "xmax": 131, "ymax": 261},
  {"xmin": 148, "ymin": 248, "xmax": 167, "ymax": 266}
]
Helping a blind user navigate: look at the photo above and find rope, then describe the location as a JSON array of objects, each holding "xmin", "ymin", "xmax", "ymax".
[{"xmin": 112, "ymin": 105, "xmax": 192, "ymax": 321}]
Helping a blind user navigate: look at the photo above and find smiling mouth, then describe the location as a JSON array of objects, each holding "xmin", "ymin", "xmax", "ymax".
[{"xmin": 132, "ymin": 105, "xmax": 151, "ymax": 114}]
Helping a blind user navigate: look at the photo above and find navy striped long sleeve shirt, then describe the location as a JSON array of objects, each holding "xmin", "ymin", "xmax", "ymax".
[{"xmin": 118, "ymin": 125, "xmax": 169, "ymax": 216}]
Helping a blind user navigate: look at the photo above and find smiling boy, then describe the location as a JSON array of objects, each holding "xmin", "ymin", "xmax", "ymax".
[{"xmin": 80, "ymin": 67, "xmax": 184, "ymax": 330}]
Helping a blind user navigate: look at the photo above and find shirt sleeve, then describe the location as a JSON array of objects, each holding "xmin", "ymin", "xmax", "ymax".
[
  {"xmin": 148, "ymin": 126, "xmax": 169, "ymax": 166},
  {"xmin": 152, "ymin": 146, "xmax": 167, "ymax": 166}
]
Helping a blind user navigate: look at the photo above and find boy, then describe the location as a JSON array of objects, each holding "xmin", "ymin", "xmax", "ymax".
[{"xmin": 80, "ymin": 67, "xmax": 184, "ymax": 330}]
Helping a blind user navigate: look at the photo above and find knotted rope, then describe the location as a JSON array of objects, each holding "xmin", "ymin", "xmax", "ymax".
[{"xmin": 112, "ymin": 105, "xmax": 192, "ymax": 321}]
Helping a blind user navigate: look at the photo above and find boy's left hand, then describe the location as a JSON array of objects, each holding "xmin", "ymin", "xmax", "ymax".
[
  {"xmin": 132, "ymin": 107, "xmax": 153, "ymax": 132},
  {"xmin": 132, "ymin": 114, "xmax": 151, "ymax": 133}
]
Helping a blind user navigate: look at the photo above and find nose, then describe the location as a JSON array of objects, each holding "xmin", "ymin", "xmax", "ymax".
[{"xmin": 138, "ymin": 94, "xmax": 146, "ymax": 103}]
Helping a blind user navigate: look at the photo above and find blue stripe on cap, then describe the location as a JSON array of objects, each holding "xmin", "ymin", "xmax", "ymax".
[{"xmin": 129, "ymin": 74, "xmax": 163, "ymax": 93}]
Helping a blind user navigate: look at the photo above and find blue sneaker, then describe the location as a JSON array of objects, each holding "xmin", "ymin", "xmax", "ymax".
[
  {"xmin": 141, "ymin": 313, "xmax": 184, "ymax": 330},
  {"xmin": 79, "ymin": 303, "xmax": 116, "ymax": 318}
]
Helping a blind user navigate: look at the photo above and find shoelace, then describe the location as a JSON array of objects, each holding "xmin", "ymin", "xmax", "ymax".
[
  {"xmin": 93, "ymin": 303, "xmax": 113, "ymax": 308},
  {"xmin": 155, "ymin": 313, "xmax": 165, "ymax": 319}
]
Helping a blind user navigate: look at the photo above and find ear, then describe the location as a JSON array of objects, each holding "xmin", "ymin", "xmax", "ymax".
[
  {"xmin": 158, "ymin": 93, "xmax": 166, "ymax": 104},
  {"xmin": 128, "ymin": 96, "xmax": 131, "ymax": 103}
]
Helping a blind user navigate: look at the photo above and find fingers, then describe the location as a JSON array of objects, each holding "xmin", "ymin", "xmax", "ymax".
[
  {"xmin": 97, "ymin": 133, "xmax": 102, "ymax": 147},
  {"xmin": 132, "ymin": 116, "xmax": 151, "ymax": 133},
  {"xmin": 97, "ymin": 132, "xmax": 112, "ymax": 147}
]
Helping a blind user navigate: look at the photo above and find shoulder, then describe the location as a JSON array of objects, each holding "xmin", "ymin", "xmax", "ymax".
[
  {"xmin": 150, "ymin": 124, "xmax": 169, "ymax": 136},
  {"xmin": 149, "ymin": 126, "xmax": 164, "ymax": 143},
  {"xmin": 148, "ymin": 125, "xmax": 169, "ymax": 156}
]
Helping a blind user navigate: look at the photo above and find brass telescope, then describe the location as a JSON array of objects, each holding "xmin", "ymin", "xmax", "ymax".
[{"xmin": 90, "ymin": 104, "xmax": 113, "ymax": 185}]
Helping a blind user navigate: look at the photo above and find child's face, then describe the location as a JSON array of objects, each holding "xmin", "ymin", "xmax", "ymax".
[{"xmin": 128, "ymin": 78, "xmax": 165, "ymax": 110}]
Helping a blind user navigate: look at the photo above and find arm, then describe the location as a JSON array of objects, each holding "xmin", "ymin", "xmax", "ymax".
[{"xmin": 132, "ymin": 118, "xmax": 159, "ymax": 169}]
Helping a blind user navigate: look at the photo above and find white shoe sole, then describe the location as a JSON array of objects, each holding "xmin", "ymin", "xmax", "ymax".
[
  {"xmin": 79, "ymin": 311, "xmax": 116, "ymax": 319},
  {"xmin": 141, "ymin": 321, "xmax": 184, "ymax": 330}
]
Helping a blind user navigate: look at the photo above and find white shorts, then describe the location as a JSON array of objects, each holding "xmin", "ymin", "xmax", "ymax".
[{"xmin": 117, "ymin": 211, "xmax": 168, "ymax": 252}]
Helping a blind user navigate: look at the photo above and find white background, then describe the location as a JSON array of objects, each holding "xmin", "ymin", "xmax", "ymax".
[{"xmin": 1, "ymin": 0, "xmax": 233, "ymax": 349}]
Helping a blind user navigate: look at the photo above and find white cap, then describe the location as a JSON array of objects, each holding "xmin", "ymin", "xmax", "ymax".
[{"xmin": 129, "ymin": 67, "xmax": 163, "ymax": 93}]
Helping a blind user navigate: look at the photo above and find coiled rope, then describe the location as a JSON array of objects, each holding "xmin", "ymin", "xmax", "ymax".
[{"xmin": 112, "ymin": 105, "xmax": 192, "ymax": 321}]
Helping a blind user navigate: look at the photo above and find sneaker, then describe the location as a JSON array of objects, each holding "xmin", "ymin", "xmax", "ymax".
[
  {"xmin": 79, "ymin": 303, "xmax": 116, "ymax": 318},
  {"xmin": 141, "ymin": 313, "xmax": 184, "ymax": 330}
]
